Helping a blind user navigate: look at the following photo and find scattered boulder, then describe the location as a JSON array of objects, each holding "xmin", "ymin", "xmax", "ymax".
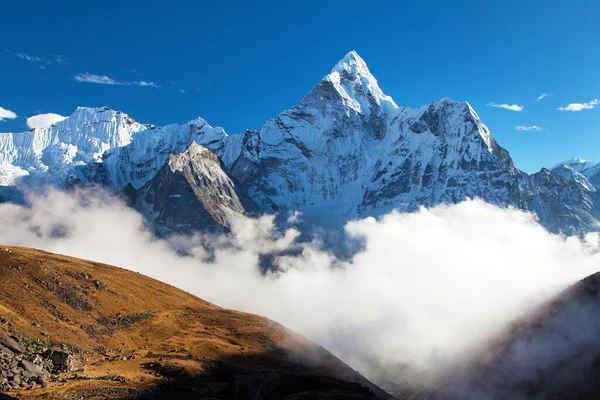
[
  {"xmin": 0, "ymin": 335, "xmax": 23, "ymax": 354},
  {"xmin": 18, "ymin": 359, "xmax": 47, "ymax": 378},
  {"xmin": 0, "ymin": 335, "xmax": 72, "ymax": 392},
  {"xmin": 44, "ymin": 348, "xmax": 74, "ymax": 372}
]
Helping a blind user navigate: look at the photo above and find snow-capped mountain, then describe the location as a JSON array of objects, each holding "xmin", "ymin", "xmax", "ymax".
[
  {"xmin": 229, "ymin": 52, "xmax": 529, "ymax": 223},
  {"xmin": 553, "ymin": 158, "xmax": 600, "ymax": 188},
  {"xmin": 0, "ymin": 106, "xmax": 233, "ymax": 193},
  {"xmin": 1, "ymin": 51, "xmax": 599, "ymax": 234}
]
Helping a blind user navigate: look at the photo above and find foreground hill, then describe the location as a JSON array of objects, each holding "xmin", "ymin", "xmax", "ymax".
[
  {"xmin": 471, "ymin": 271, "xmax": 600, "ymax": 399},
  {"xmin": 400, "ymin": 272, "xmax": 600, "ymax": 400},
  {"xmin": 0, "ymin": 246, "xmax": 390, "ymax": 399}
]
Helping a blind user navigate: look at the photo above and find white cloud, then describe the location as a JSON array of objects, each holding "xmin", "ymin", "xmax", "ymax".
[
  {"xmin": 0, "ymin": 188, "xmax": 597, "ymax": 394},
  {"xmin": 536, "ymin": 93, "xmax": 555, "ymax": 102},
  {"xmin": 557, "ymin": 99, "xmax": 599, "ymax": 112},
  {"xmin": 26, "ymin": 113, "xmax": 68, "ymax": 129},
  {"xmin": 487, "ymin": 102, "xmax": 524, "ymax": 112},
  {"xmin": 137, "ymin": 80, "xmax": 159, "ymax": 88},
  {"xmin": 5, "ymin": 50, "xmax": 67, "ymax": 67},
  {"xmin": 0, "ymin": 106, "xmax": 17, "ymax": 121},
  {"xmin": 74, "ymin": 73, "xmax": 159, "ymax": 88},
  {"xmin": 14, "ymin": 52, "xmax": 41, "ymax": 63},
  {"xmin": 74, "ymin": 73, "xmax": 119, "ymax": 85},
  {"xmin": 515, "ymin": 125, "xmax": 543, "ymax": 132}
]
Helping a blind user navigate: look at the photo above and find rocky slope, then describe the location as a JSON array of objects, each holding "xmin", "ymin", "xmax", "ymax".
[
  {"xmin": 125, "ymin": 142, "xmax": 247, "ymax": 233},
  {"xmin": 0, "ymin": 246, "xmax": 390, "ymax": 399},
  {"xmin": 0, "ymin": 51, "xmax": 599, "ymax": 234}
]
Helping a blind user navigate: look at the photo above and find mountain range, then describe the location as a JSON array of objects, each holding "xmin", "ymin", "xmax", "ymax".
[{"xmin": 1, "ymin": 51, "xmax": 599, "ymax": 235}]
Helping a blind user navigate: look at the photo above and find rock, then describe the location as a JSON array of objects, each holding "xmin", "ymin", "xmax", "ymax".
[
  {"xmin": 18, "ymin": 359, "xmax": 46, "ymax": 378},
  {"xmin": 0, "ymin": 336, "xmax": 23, "ymax": 354},
  {"xmin": 44, "ymin": 348, "xmax": 73, "ymax": 372}
]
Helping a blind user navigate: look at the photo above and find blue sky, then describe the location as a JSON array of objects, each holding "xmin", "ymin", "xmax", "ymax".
[{"xmin": 0, "ymin": 0, "xmax": 598, "ymax": 173}]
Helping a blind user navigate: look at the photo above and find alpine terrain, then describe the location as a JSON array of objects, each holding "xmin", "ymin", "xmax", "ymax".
[
  {"xmin": 0, "ymin": 246, "xmax": 390, "ymax": 399},
  {"xmin": 0, "ymin": 51, "xmax": 599, "ymax": 235}
]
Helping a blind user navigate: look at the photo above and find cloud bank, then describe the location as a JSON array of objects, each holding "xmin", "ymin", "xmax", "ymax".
[
  {"xmin": 0, "ymin": 188, "xmax": 598, "ymax": 393},
  {"xmin": 26, "ymin": 113, "xmax": 68, "ymax": 129}
]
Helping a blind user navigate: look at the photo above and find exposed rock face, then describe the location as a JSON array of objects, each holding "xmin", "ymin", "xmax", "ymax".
[
  {"xmin": 128, "ymin": 142, "xmax": 246, "ymax": 232},
  {"xmin": 1, "ymin": 51, "xmax": 600, "ymax": 235}
]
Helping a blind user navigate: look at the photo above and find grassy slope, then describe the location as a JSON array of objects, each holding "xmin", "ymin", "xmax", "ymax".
[{"xmin": 0, "ymin": 246, "xmax": 392, "ymax": 400}]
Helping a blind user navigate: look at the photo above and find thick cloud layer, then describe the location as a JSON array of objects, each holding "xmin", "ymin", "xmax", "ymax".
[{"xmin": 0, "ymin": 188, "xmax": 598, "ymax": 391}]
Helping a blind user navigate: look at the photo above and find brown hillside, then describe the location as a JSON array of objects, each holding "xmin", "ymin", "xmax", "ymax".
[{"xmin": 0, "ymin": 246, "xmax": 392, "ymax": 400}]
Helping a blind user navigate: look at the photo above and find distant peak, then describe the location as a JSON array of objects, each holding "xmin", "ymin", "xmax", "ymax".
[
  {"xmin": 552, "ymin": 157, "xmax": 592, "ymax": 170},
  {"xmin": 168, "ymin": 141, "xmax": 219, "ymax": 172},
  {"xmin": 73, "ymin": 106, "xmax": 114, "ymax": 114},
  {"xmin": 569, "ymin": 157, "xmax": 587, "ymax": 164},
  {"xmin": 175, "ymin": 141, "xmax": 216, "ymax": 160},
  {"xmin": 185, "ymin": 141, "xmax": 210, "ymax": 154}
]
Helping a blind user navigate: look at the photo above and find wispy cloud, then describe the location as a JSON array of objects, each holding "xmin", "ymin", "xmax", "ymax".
[
  {"xmin": 557, "ymin": 99, "xmax": 599, "ymax": 112},
  {"xmin": 137, "ymin": 81, "xmax": 159, "ymax": 88},
  {"xmin": 536, "ymin": 93, "xmax": 555, "ymax": 102},
  {"xmin": 487, "ymin": 102, "xmax": 524, "ymax": 112},
  {"xmin": 0, "ymin": 107, "xmax": 17, "ymax": 122},
  {"xmin": 52, "ymin": 54, "xmax": 68, "ymax": 64},
  {"xmin": 26, "ymin": 113, "xmax": 68, "ymax": 129},
  {"xmin": 5, "ymin": 49, "xmax": 68, "ymax": 67},
  {"xmin": 515, "ymin": 125, "xmax": 543, "ymax": 132},
  {"xmin": 170, "ymin": 81, "xmax": 186, "ymax": 94},
  {"xmin": 75, "ymin": 73, "xmax": 119, "ymax": 85},
  {"xmin": 74, "ymin": 73, "xmax": 159, "ymax": 88},
  {"xmin": 14, "ymin": 52, "xmax": 41, "ymax": 63}
]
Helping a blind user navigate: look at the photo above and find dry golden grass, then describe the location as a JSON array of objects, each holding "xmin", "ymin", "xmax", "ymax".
[{"xmin": 0, "ymin": 246, "xmax": 391, "ymax": 399}]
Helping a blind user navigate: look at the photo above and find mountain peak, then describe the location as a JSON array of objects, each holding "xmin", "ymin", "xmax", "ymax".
[
  {"xmin": 552, "ymin": 157, "xmax": 595, "ymax": 171},
  {"xmin": 323, "ymin": 51, "xmax": 398, "ymax": 114},
  {"xmin": 73, "ymin": 106, "xmax": 115, "ymax": 115},
  {"xmin": 330, "ymin": 50, "xmax": 369, "ymax": 75},
  {"xmin": 168, "ymin": 141, "xmax": 219, "ymax": 172}
]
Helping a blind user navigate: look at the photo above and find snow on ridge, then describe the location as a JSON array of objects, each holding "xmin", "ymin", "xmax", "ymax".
[{"xmin": 325, "ymin": 50, "xmax": 398, "ymax": 115}]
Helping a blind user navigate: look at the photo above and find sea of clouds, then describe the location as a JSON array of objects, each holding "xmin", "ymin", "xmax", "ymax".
[{"xmin": 1, "ymin": 188, "xmax": 599, "ymax": 396}]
